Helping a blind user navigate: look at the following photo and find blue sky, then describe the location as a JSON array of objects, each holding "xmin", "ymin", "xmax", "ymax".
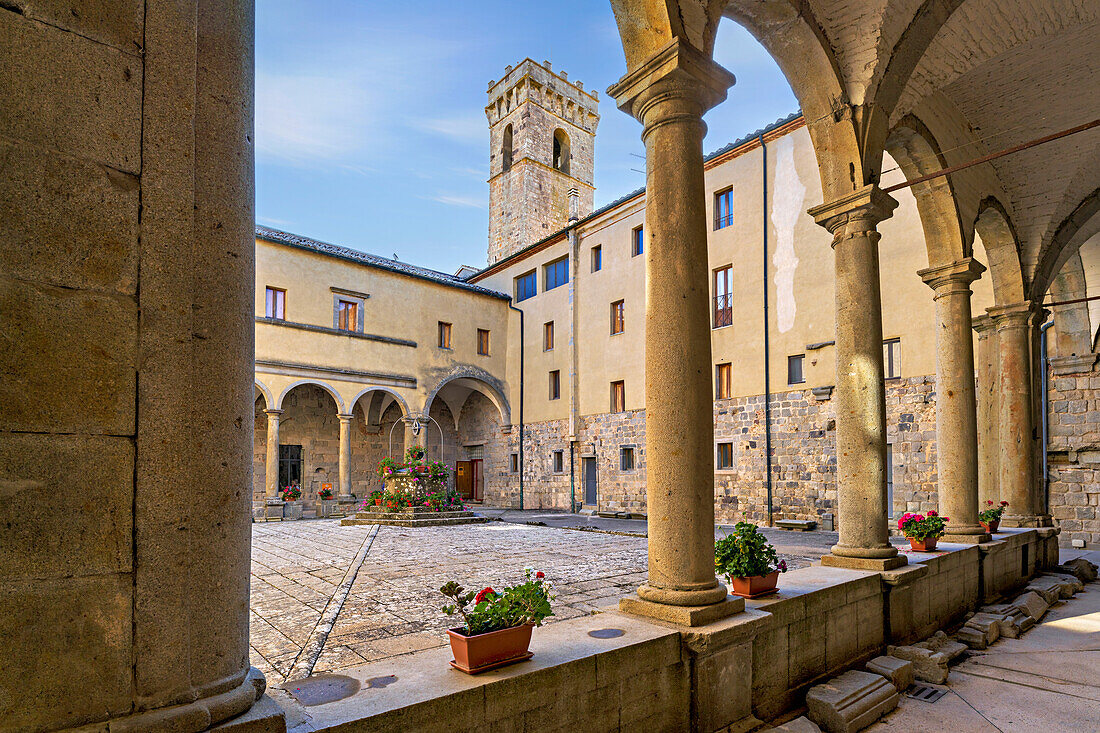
[{"xmin": 255, "ymin": 1, "xmax": 799, "ymax": 274}]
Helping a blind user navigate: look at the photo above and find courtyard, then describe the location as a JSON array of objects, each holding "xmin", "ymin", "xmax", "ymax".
[{"xmin": 249, "ymin": 514, "xmax": 837, "ymax": 681}]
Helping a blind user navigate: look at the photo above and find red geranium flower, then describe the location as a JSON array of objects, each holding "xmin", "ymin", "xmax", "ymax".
[
  {"xmin": 535, "ymin": 571, "xmax": 545, "ymax": 579},
  {"xmin": 1000, "ymin": 501, "xmax": 1009, "ymax": 506},
  {"xmin": 474, "ymin": 587, "xmax": 495, "ymax": 604},
  {"xmin": 927, "ymin": 510, "xmax": 937, "ymax": 517}
]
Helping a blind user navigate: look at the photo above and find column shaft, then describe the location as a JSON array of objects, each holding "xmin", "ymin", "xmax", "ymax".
[
  {"xmin": 264, "ymin": 409, "xmax": 282, "ymax": 500},
  {"xmin": 973, "ymin": 316, "xmax": 1000, "ymax": 506},
  {"xmin": 920, "ymin": 259, "xmax": 988, "ymax": 541},
  {"xmin": 338, "ymin": 413, "xmax": 354, "ymax": 500},
  {"xmin": 810, "ymin": 186, "xmax": 905, "ymax": 571}
]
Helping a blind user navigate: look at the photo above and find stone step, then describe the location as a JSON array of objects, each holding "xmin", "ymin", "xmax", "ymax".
[
  {"xmin": 353, "ymin": 510, "xmax": 476, "ymax": 520},
  {"xmin": 339, "ymin": 515, "xmax": 489, "ymax": 527},
  {"xmin": 775, "ymin": 519, "xmax": 818, "ymax": 531}
]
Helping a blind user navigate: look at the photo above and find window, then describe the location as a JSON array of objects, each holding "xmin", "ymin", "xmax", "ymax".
[
  {"xmin": 632, "ymin": 226, "xmax": 644, "ymax": 257},
  {"xmin": 438, "ymin": 321, "xmax": 452, "ymax": 349},
  {"xmin": 545, "ymin": 256, "xmax": 569, "ymax": 291},
  {"xmin": 787, "ymin": 354, "xmax": 805, "ymax": 385},
  {"xmin": 883, "ymin": 338, "xmax": 901, "ymax": 379},
  {"xmin": 611, "ymin": 380, "xmax": 625, "ymax": 413},
  {"xmin": 510, "ymin": 453, "xmax": 519, "ymax": 473},
  {"xmin": 717, "ymin": 442, "xmax": 734, "ymax": 470},
  {"xmin": 552, "ymin": 450, "xmax": 564, "ymax": 473},
  {"xmin": 714, "ymin": 266, "xmax": 732, "ymax": 328},
  {"xmin": 515, "ymin": 270, "xmax": 537, "ymax": 302},
  {"xmin": 265, "ymin": 287, "xmax": 285, "ymax": 319},
  {"xmin": 591, "ymin": 245, "xmax": 602, "ymax": 272},
  {"xmin": 620, "ymin": 446, "xmax": 635, "ymax": 471},
  {"xmin": 477, "ymin": 329, "xmax": 490, "ymax": 356},
  {"xmin": 714, "ymin": 187, "xmax": 734, "ymax": 229},
  {"xmin": 610, "ymin": 300, "xmax": 625, "ymax": 335},
  {"xmin": 553, "ymin": 129, "xmax": 570, "ymax": 173},
  {"xmin": 337, "ymin": 299, "xmax": 358, "ymax": 332},
  {"xmin": 502, "ymin": 123, "xmax": 513, "ymax": 172},
  {"xmin": 716, "ymin": 363, "xmax": 732, "ymax": 400},
  {"xmin": 549, "ymin": 370, "xmax": 561, "ymax": 400},
  {"xmin": 544, "ymin": 321, "xmax": 554, "ymax": 351},
  {"xmin": 278, "ymin": 444, "xmax": 302, "ymax": 490}
]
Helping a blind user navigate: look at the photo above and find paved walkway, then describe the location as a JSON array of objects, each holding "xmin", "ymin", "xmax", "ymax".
[
  {"xmin": 867, "ymin": 549, "xmax": 1100, "ymax": 733},
  {"xmin": 248, "ymin": 513, "xmax": 832, "ymax": 681}
]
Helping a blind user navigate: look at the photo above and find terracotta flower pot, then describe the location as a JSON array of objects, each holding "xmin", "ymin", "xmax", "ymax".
[
  {"xmin": 981, "ymin": 520, "xmax": 1000, "ymax": 533},
  {"xmin": 728, "ymin": 570, "xmax": 780, "ymax": 599},
  {"xmin": 447, "ymin": 623, "xmax": 534, "ymax": 674},
  {"xmin": 909, "ymin": 537, "xmax": 938, "ymax": 552}
]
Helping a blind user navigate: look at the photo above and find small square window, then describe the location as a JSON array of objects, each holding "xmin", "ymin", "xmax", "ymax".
[
  {"xmin": 883, "ymin": 338, "xmax": 901, "ymax": 379},
  {"xmin": 631, "ymin": 226, "xmax": 644, "ymax": 257},
  {"xmin": 510, "ymin": 453, "xmax": 519, "ymax": 473},
  {"xmin": 717, "ymin": 442, "xmax": 734, "ymax": 470},
  {"xmin": 716, "ymin": 363, "xmax": 732, "ymax": 400},
  {"xmin": 477, "ymin": 329, "xmax": 490, "ymax": 356},
  {"xmin": 544, "ymin": 321, "xmax": 554, "ymax": 351},
  {"xmin": 438, "ymin": 321, "xmax": 452, "ymax": 349},
  {"xmin": 610, "ymin": 300, "xmax": 624, "ymax": 335},
  {"xmin": 620, "ymin": 446, "xmax": 635, "ymax": 471},
  {"xmin": 549, "ymin": 370, "xmax": 561, "ymax": 400},
  {"xmin": 545, "ymin": 256, "xmax": 569, "ymax": 291},
  {"xmin": 515, "ymin": 270, "xmax": 537, "ymax": 302},
  {"xmin": 552, "ymin": 450, "xmax": 564, "ymax": 473},
  {"xmin": 787, "ymin": 354, "xmax": 805, "ymax": 385},
  {"xmin": 591, "ymin": 245, "xmax": 602, "ymax": 272},
  {"xmin": 265, "ymin": 287, "xmax": 285, "ymax": 319},
  {"xmin": 611, "ymin": 380, "xmax": 625, "ymax": 413}
]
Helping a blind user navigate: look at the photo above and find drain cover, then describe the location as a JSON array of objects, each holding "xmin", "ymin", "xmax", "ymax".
[
  {"xmin": 905, "ymin": 685, "xmax": 947, "ymax": 703},
  {"xmin": 283, "ymin": 674, "xmax": 361, "ymax": 706},
  {"xmin": 588, "ymin": 628, "xmax": 625, "ymax": 639}
]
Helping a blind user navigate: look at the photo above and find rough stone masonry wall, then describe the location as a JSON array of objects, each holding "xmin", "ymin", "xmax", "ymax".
[
  {"xmin": 1047, "ymin": 367, "xmax": 1100, "ymax": 547},
  {"xmin": 510, "ymin": 377, "xmax": 940, "ymax": 523}
]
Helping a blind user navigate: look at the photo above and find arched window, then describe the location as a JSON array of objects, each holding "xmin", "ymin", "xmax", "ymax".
[
  {"xmin": 552, "ymin": 129, "xmax": 570, "ymax": 174},
  {"xmin": 502, "ymin": 124, "xmax": 513, "ymax": 172}
]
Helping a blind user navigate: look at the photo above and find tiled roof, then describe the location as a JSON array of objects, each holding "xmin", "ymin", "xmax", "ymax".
[{"xmin": 255, "ymin": 225, "xmax": 510, "ymax": 300}]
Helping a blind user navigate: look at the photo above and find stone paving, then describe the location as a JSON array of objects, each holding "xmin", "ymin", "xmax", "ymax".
[{"xmin": 249, "ymin": 515, "xmax": 831, "ymax": 681}]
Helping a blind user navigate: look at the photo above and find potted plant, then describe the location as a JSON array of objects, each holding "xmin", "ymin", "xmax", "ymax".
[
  {"xmin": 715, "ymin": 521, "xmax": 788, "ymax": 599},
  {"xmin": 318, "ymin": 486, "xmax": 334, "ymax": 501},
  {"xmin": 978, "ymin": 500, "xmax": 1009, "ymax": 533},
  {"xmin": 439, "ymin": 568, "xmax": 553, "ymax": 674},
  {"xmin": 898, "ymin": 510, "xmax": 949, "ymax": 551},
  {"xmin": 280, "ymin": 485, "xmax": 302, "ymax": 502}
]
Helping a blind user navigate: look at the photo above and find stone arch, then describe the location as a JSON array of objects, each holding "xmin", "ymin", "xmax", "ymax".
[
  {"xmin": 275, "ymin": 380, "xmax": 344, "ymax": 412},
  {"xmin": 424, "ymin": 367, "xmax": 511, "ymax": 429},
  {"xmin": 885, "ymin": 115, "xmax": 967, "ymax": 267},
  {"xmin": 348, "ymin": 386, "xmax": 410, "ymax": 426},
  {"xmin": 502, "ymin": 123, "xmax": 513, "ymax": 172},
  {"xmin": 552, "ymin": 128, "xmax": 570, "ymax": 174},
  {"xmin": 1047, "ymin": 250, "xmax": 1094, "ymax": 359},
  {"xmin": 254, "ymin": 379, "xmax": 274, "ymax": 410},
  {"xmin": 973, "ymin": 197, "xmax": 1026, "ymax": 305},
  {"xmin": 1029, "ymin": 188, "xmax": 1100, "ymax": 303}
]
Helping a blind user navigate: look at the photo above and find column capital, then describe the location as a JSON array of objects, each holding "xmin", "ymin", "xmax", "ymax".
[
  {"xmin": 918, "ymin": 258, "xmax": 986, "ymax": 295},
  {"xmin": 971, "ymin": 313, "xmax": 996, "ymax": 335},
  {"xmin": 263, "ymin": 408, "xmax": 283, "ymax": 418},
  {"xmin": 987, "ymin": 301, "xmax": 1039, "ymax": 329},
  {"xmin": 607, "ymin": 38, "xmax": 735, "ymax": 132},
  {"xmin": 807, "ymin": 184, "xmax": 899, "ymax": 243},
  {"xmin": 337, "ymin": 413, "xmax": 355, "ymax": 423}
]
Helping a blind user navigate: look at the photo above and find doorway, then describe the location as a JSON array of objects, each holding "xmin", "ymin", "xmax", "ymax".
[
  {"xmin": 456, "ymin": 460, "xmax": 473, "ymax": 499},
  {"xmin": 583, "ymin": 456, "xmax": 597, "ymax": 506}
]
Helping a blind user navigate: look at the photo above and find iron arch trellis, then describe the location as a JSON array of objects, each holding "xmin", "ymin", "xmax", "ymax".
[{"xmin": 387, "ymin": 413, "xmax": 446, "ymax": 468}]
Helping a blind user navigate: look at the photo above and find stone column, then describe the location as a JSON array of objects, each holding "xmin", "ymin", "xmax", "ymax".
[
  {"xmin": 988, "ymin": 303, "xmax": 1049, "ymax": 526},
  {"xmin": 972, "ymin": 315, "xmax": 1000, "ymax": 507},
  {"xmin": 264, "ymin": 409, "xmax": 283, "ymax": 502},
  {"xmin": 810, "ymin": 185, "xmax": 907, "ymax": 571},
  {"xmin": 609, "ymin": 39, "xmax": 740, "ymax": 625},
  {"xmin": 919, "ymin": 259, "xmax": 990, "ymax": 542},
  {"xmin": 337, "ymin": 413, "xmax": 355, "ymax": 501}
]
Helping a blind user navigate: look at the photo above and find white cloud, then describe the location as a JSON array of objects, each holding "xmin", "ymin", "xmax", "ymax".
[
  {"xmin": 427, "ymin": 193, "xmax": 485, "ymax": 209},
  {"xmin": 416, "ymin": 112, "xmax": 487, "ymax": 145}
]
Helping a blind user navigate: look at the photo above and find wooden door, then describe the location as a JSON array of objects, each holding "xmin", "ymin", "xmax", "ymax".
[
  {"xmin": 471, "ymin": 459, "xmax": 483, "ymax": 501},
  {"xmin": 456, "ymin": 460, "xmax": 473, "ymax": 499},
  {"xmin": 583, "ymin": 457, "xmax": 597, "ymax": 505}
]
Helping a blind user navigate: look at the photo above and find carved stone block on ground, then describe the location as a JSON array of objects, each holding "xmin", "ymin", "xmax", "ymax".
[
  {"xmin": 865, "ymin": 656, "xmax": 913, "ymax": 691},
  {"xmin": 960, "ymin": 612, "xmax": 1006, "ymax": 649},
  {"xmin": 1039, "ymin": 573, "xmax": 1084, "ymax": 597},
  {"xmin": 1057, "ymin": 558, "xmax": 1098, "ymax": 583},
  {"xmin": 915, "ymin": 631, "xmax": 967, "ymax": 663},
  {"xmin": 980, "ymin": 604, "xmax": 1034, "ymax": 638},
  {"xmin": 887, "ymin": 645, "xmax": 949, "ymax": 684},
  {"xmin": 1024, "ymin": 577, "xmax": 1065, "ymax": 604},
  {"xmin": 806, "ymin": 670, "xmax": 899, "ymax": 733},
  {"xmin": 768, "ymin": 716, "xmax": 823, "ymax": 732},
  {"xmin": 1011, "ymin": 590, "xmax": 1049, "ymax": 622}
]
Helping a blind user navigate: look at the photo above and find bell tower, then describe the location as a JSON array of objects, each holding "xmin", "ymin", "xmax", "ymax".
[{"xmin": 486, "ymin": 59, "xmax": 599, "ymax": 264}]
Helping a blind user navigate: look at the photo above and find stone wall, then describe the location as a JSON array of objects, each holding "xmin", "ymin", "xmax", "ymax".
[
  {"xmin": 1047, "ymin": 367, "xmax": 1100, "ymax": 547},
  {"xmin": 510, "ymin": 377, "xmax": 940, "ymax": 523}
]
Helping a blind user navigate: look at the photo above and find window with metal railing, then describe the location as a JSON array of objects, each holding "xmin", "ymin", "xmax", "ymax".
[
  {"xmin": 713, "ymin": 266, "xmax": 732, "ymax": 328},
  {"xmin": 714, "ymin": 188, "xmax": 733, "ymax": 230}
]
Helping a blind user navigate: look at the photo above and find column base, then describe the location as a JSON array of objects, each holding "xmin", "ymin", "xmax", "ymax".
[
  {"xmin": 821, "ymin": 554, "xmax": 908, "ymax": 571},
  {"xmin": 941, "ymin": 531, "xmax": 993, "ymax": 544},
  {"xmin": 1001, "ymin": 514, "xmax": 1054, "ymax": 528},
  {"xmin": 619, "ymin": 594, "xmax": 744, "ymax": 627}
]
